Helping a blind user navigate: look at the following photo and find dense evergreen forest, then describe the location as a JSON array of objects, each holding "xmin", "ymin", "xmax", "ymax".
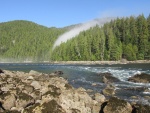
[
  {"xmin": 52, "ymin": 14, "xmax": 150, "ymax": 61},
  {"xmin": 0, "ymin": 14, "xmax": 150, "ymax": 62},
  {"xmin": 0, "ymin": 20, "xmax": 66, "ymax": 62}
]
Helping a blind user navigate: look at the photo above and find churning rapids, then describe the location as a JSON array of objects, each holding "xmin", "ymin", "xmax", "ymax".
[{"xmin": 0, "ymin": 63, "xmax": 150, "ymax": 105}]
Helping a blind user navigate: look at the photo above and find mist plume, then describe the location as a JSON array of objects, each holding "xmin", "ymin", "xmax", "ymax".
[{"xmin": 52, "ymin": 17, "xmax": 114, "ymax": 50}]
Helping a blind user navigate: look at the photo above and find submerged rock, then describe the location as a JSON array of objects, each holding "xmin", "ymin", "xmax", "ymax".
[{"xmin": 128, "ymin": 73, "xmax": 150, "ymax": 83}]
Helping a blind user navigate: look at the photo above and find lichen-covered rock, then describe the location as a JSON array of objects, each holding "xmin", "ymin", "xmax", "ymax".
[
  {"xmin": 25, "ymin": 100, "xmax": 66, "ymax": 113},
  {"xmin": 128, "ymin": 73, "xmax": 150, "ymax": 83},
  {"xmin": 102, "ymin": 84, "xmax": 115, "ymax": 96},
  {"xmin": 132, "ymin": 104, "xmax": 150, "ymax": 113},
  {"xmin": 0, "ymin": 92, "xmax": 16, "ymax": 110},
  {"xmin": 103, "ymin": 97, "xmax": 132, "ymax": 113},
  {"xmin": 16, "ymin": 92, "xmax": 35, "ymax": 108}
]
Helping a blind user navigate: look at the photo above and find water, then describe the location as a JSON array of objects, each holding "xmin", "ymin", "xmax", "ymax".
[{"xmin": 0, "ymin": 63, "xmax": 150, "ymax": 104}]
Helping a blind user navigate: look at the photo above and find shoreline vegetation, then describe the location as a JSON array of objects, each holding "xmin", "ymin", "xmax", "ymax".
[{"xmin": 0, "ymin": 60, "xmax": 150, "ymax": 64}]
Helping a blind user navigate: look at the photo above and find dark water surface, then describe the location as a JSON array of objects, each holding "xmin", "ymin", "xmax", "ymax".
[{"xmin": 0, "ymin": 63, "xmax": 150, "ymax": 104}]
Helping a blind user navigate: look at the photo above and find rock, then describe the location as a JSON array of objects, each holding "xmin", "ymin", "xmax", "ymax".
[
  {"xmin": 132, "ymin": 104, "xmax": 150, "ymax": 113},
  {"xmin": 54, "ymin": 70, "xmax": 63, "ymax": 75},
  {"xmin": 103, "ymin": 97, "xmax": 132, "ymax": 113},
  {"xmin": 29, "ymin": 70, "xmax": 41, "ymax": 76},
  {"xmin": 25, "ymin": 100, "xmax": 66, "ymax": 113},
  {"xmin": 92, "ymin": 83, "xmax": 97, "ymax": 86},
  {"xmin": 94, "ymin": 93, "xmax": 106, "ymax": 103},
  {"xmin": 24, "ymin": 85, "xmax": 34, "ymax": 93},
  {"xmin": 128, "ymin": 73, "xmax": 150, "ymax": 83},
  {"xmin": 98, "ymin": 72, "xmax": 120, "ymax": 83},
  {"xmin": 102, "ymin": 84, "xmax": 115, "ymax": 96},
  {"xmin": 0, "ymin": 69, "xmax": 4, "ymax": 73},
  {"xmin": 16, "ymin": 92, "xmax": 35, "ymax": 108},
  {"xmin": 30, "ymin": 81, "xmax": 41, "ymax": 89},
  {"xmin": 0, "ymin": 92, "xmax": 16, "ymax": 110},
  {"xmin": 26, "ymin": 76, "xmax": 34, "ymax": 80}
]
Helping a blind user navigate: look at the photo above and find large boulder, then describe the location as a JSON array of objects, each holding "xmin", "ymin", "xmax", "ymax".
[
  {"xmin": 0, "ymin": 92, "xmax": 16, "ymax": 110},
  {"xmin": 128, "ymin": 73, "xmax": 150, "ymax": 83},
  {"xmin": 103, "ymin": 97, "xmax": 132, "ymax": 113}
]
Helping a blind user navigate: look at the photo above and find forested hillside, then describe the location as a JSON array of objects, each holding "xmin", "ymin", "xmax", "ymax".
[
  {"xmin": 52, "ymin": 14, "xmax": 150, "ymax": 61},
  {"xmin": 0, "ymin": 14, "xmax": 150, "ymax": 62},
  {"xmin": 0, "ymin": 20, "xmax": 65, "ymax": 62}
]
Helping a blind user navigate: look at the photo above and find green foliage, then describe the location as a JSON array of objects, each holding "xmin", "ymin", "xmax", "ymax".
[
  {"xmin": 1, "ymin": 14, "xmax": 150, "ymax": 62},
  {"xmin": 52, "ymin": 14, "xmax": 150, "ymax": 61},
  {"xmin": 0, "ymin": 20, "xmax": 66, "ymax": 62}
]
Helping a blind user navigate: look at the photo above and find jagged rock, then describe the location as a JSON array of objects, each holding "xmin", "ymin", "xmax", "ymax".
[
  {"xmin": 98, "ymin": 72, "xmax": 120, "ymax": 83},
  {"xmin": 16, "ymin": 92, "xmax": 35, "ymax": 108},
  {"xmin": 94, "ymin": 93, "xmax": 106, "ymax": 103},
  {"xmin": 30, "ymin": 81, "xmax": 41, "ymax": 89},
  {"xmin": 103, "ymin": 97, "xmax": 132, "ymax": 113},
  {"xmin": 128, "ymin": 73, "xmax": 150, "ymax": 83},
  {"xmin": 0, "ymin": 92, "xmax": 16, "ymax": 110},
  {"xmin": 102, "ymin": 84, "xmax": 115, "ymax": 96},
  {"xmin": 25, "ymin": 100, "xmax": 66, "ymax": 113},
  {"xmin": 132, "ymin": 104, "xmax": 150, "ymax": 113}
]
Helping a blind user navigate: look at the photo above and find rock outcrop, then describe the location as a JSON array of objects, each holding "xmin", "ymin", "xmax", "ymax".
[
  {"xmin": 0, "ymin": 69, "xmax": 99, "ymax": 113},
  {"xmin": 0, "ymin": 69, "xmax": 150, "ymax": 113},
  {"xmin": 128, "ymin": 73, "xmax": 150, "ymax": 83},
  {"xmin": 98, "ymin": 72, "xmax": 120, "ymax": 83},
  {"xmin": 103, "ymin": 97, "xmax": 132, "ymax": 113}
]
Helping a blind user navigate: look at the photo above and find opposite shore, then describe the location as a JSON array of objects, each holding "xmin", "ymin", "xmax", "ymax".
[{"xmin": 0, "ymin": 60, "xmax": 150, "ymax": 64}]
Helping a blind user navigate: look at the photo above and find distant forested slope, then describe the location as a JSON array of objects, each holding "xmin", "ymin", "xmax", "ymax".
[
  {"xmin": 0, "ymin": 14, "xmax": 150, "ymax": 62},
  {"xmin": 0, "ymin": 20, "xmax": 65, "ymax": 62},
  {"xmin": 52, "ymin": 14, "xmax": 150, "ymax": 61}
]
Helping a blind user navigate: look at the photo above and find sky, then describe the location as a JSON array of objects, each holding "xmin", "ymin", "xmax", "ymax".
[{"xmin": 0, "ymin": 0, "xmax": 150, "ymax": 28}]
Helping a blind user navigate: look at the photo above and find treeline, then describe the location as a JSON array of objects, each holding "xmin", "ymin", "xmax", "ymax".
[
  {"xmin": 0, "ymin": 20, "xmax": 65, "ymax": 62},
  {"xmin": 52, "ymin": 14, "xmax": 150, "ymax": 61}
]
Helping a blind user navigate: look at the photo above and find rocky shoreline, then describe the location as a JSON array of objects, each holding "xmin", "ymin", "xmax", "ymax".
[
  {"xmin": 51, "ymin": 60, "xmax": 150, "ymax": 65},
  {"xmin": 1, "ymin": 60, "xmax": 150, "ymax": 64},
  {"xmin": 0, "ymin": 69, "xmax": 150, "ymax": 113}
]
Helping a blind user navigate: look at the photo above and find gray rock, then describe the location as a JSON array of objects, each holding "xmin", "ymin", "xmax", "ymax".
[
  {"xmin": 94, "ymin": 93, "xmax": 105, "ymax": 103},
  {"xmin": 29, "ymin": 70, "xmax": 41, "ymax": 76},
  {"xmin": 30, "ymin": 81, "xmax": 41, "ymax": 89},
  {"xmin": 2, "ymin": 93, "xmax": 16, "ymax": 110}
]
